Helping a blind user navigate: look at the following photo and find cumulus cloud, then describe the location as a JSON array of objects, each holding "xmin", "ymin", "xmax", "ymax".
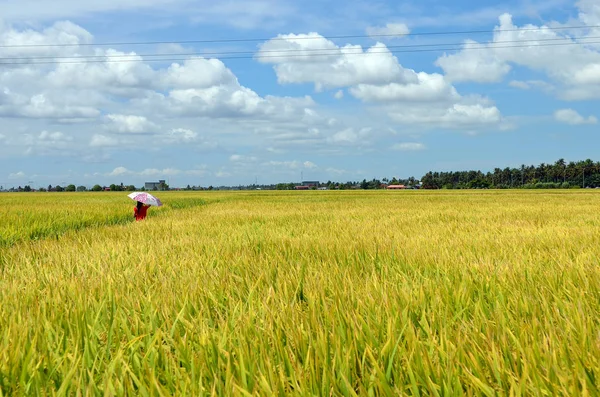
[
  {"xmin": 366, "ymin": 23, "xmax": 410, "ymax": 38},
  {"xmin": 107, "ymin": 166, "xmax": 182, "ymax": 177},
  {"xmin": 8, "ymin": 171, "xmax": 26, "ymax": 179},
  {"xmin": 257, "ymin": 33, "xmax": 502, "ymax": 130},
  {"xmin": 349, "ymin": 73, "xmax": 459, "ymax": 102},
  {"xmin": 0, "ymin": 92, "xmax": 100, "ymax": 119},
  {"xmin": 262, "ymin": 160, "xmax": 318, "ymax": 169},
  {"xmin": 326, "ymin": 127, "xmax": 375, "ymax": 145},
  {"xmin": 230, "ymin": 154, "xmax": 258, "ymax": 162},
  {"xmin": 0, "ymin": 20, "xmax": 92, "ymax": 59},
  {"xmin": 257, "ymin": 35, "xmax": 416, "ymax": 90},
  {"xmin": 21, "ymin": 130, "xmax": 75, "ymax": 155},
  {"xmin": 435, "ymin": 40, "xmax": 511, "ymax": 83},
  {"xmin": 164, "ymin": 128, "xmax": 198, "ymax": 143},
  {"xmin": 435, "ymin": 9, "xmax": 600, "ymax": 99},
  {"xmin": 90, "ymin": 134, "xmax": 120, "ymax": 147},
  {"xmin": 105, "ymin": 114, "xmax": 160, "ymax": 134},
  {"xmin": 109, "ymin": 166, "xmax": 129, "ymax": 176},
  {"xmin": 554, "ymin": 108, "xmax": 597, "ymax": 125},
  {"xmin": 392, "ymin": 142, "xmax": 426, "ymax": 151}
]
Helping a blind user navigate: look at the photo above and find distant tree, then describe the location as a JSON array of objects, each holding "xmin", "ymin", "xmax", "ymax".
[
  {"xmin": 55, "ymin": 185, "xmax": 64, "ymax": 192},
  {"xmin": 92, "ymin": 184, "xmax": 103, "ymax": 192},
  {"xmin": 48, "ymin": 185, "xmax": 52, "ymax": 191},
  {"xmin": 208, "ymin": 185, "xmax": 214, "ymax": 191},
  {"xmin": 24, "ymin": 185, "xmax": 32, "ymax": 192},
  {"xmin": 126, "ymin": 185, "xmax": 136, "ymax": 191},
  {"xmin": 38, "ymin": 187, "xmax": 47, "ymax": 192},
  {"xmin": 66, "ymin": 184, "xmax": 76, "ymax": 192},
  {"xmin": 77, "ymin": 186, "xmax": 87, "ymax": 192}
]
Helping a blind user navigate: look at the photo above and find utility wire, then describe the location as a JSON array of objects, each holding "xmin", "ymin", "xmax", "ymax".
[
  {"xmin": 0, "ymin": 24, "xmax": 598, "ymax": 48},
  {"xmin": 0, "ymin": 39, "xmax": 598, "ymax": 65},
  {"xmin": 1, "ymin": 35, "xmax": 599, "ymax": 62}
]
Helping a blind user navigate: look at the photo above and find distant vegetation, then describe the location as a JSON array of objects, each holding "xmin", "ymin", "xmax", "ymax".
[
  {"xmin": 3, "ymin": 158, "xmax": 600, "ymax": 192},
  {"xmin": 421, "ymin": 158, "xmax": 600, "ymax": 189}
]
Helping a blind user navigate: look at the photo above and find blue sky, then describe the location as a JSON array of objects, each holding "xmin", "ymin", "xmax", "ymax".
[{"xmin": 0, "ymin": 0, "xmax": 599, "ymax": 188}]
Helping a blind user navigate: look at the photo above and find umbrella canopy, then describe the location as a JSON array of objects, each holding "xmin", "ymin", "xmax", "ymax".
[{"xmin": 127, "ymin": 192, "xmax": 163, "ymax": 207}]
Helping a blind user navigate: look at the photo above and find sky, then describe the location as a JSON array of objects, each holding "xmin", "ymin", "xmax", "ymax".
[{"xmin": 1, "ymin": 0, "xmax": 599, "ymax": 188}]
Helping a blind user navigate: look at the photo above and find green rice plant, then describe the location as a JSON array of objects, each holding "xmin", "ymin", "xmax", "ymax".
[{"xmin": 0, "ymin": 190, "xmax": 599, "ymax": 395}]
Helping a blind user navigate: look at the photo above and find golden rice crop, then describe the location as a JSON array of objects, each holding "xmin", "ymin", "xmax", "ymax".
[{"xmin": 0, "ymin": 190, "xmax": 599, "ymax": 395}]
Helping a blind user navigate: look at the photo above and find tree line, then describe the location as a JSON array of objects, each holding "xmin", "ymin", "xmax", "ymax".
[
  {"xmin": 420, "ymin": 159, "xmax": 600, "ymax": 189},
  {"xmin": 4, "ymin": 158, "xmax": 600, "ymax": 192}
]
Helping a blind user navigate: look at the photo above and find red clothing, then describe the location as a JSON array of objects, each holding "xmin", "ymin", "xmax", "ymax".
[{"xmin": 134, "ymin": 205, "xmax": 150, "ymax": 221}]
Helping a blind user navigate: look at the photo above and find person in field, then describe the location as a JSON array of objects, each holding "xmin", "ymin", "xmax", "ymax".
[{"xmin": 134, "ymin": 201, "xmax": 151, "ymax": 221}]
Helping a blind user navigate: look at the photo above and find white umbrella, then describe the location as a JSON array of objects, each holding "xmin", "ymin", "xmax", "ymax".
[{"xmin": 127, "ymin": 192, "xmax": 163, "ymax": 207}]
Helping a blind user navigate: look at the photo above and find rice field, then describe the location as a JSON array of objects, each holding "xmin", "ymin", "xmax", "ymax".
[{"xmin": 1, "ymin": 190, "xmax": 599, "ymax": 396}]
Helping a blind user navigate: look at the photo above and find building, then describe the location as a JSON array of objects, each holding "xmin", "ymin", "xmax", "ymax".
[
  {"xmin": 145, "ymin": 180, "xmax": 166, "ymax": 191},
  {"xmin": 387, "ymin": 185, "xmax": 407, "ymax": 190},
  {"xmin": 295, "ymin": 185, "xmax": 310, "ymax": 190}
]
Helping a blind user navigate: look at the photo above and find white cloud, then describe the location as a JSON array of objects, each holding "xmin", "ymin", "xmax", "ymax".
[
  {"xmin": 257, "ymin": 33, "xmax": 502, "ymax": 130},
  {"xmin": 329, "ymin": 128, "xmax": 359, "ymax": 144},
  {"xmin": 164, "ymin": 128, "xmax": 198, "ymax": 143},
  {"xmin": 326, "ymin": 127, "xmax": 376, "ymax": 146},
  {"xmin": 392, "ymin": 142, "xmax": 426, "ymax": 151},
  {"xmin": 0, "ymin": 0, "xmax": 293, "ymax": 30},
  {"xmin": 215, "ymin": 171, "xmax": 232, "ymax": 178},
  {"xmin": 554, "ymin": 108, "xmax": 598, "ymax": 125},
  {"xmin": 262, "ymin": 160, "xmax": 317, "ymax": 170},
  {"xmin": 230, "ymin": 154, "xmax": 258, "ymax": 162},
  {"xmin": 105, "ymin": 114, "xmax": 160, "ymax": 134},
  {"xmin": 349, "ymin": 73, "xmax": 459, "ymax": 102},
  {"xmin": 435, "ymin": 40, "xmax": 511, "ymax": 83},
  {"xmin": 387, "ymin": 103, "xmax": 501, "ymax": 128},
  {"xmin": 0, "ymin": 92, "xmax": 100, "ymax": 119},
  {"xmin": 325, "ymin": 167, "xmax": 348, "ymax": 175},
  {"xmin": 0, "ymin": 20, "xmax": 92, "ymax": 59},
  {"xmin": 109, "ymin": 166, "xmax": 130, "ymax": 176},
  {"xmin": 107, "ymin": 166, "xmax": 182, "ymax": 177},
  {"xmin": 160, "ymin": 58, "xmax": 237, "ymax": 89},
  {"xmin": 21, "ymin": 130, "xmax": 75, "ymax": 155},
  {"xmin": 257, "ymin": 35, "xmax": 416, "ymax": 90},
  {"xmin": 509, "ymin": 80, "xmax": 555, "ymax": 92},
  {"xmin": 0, "ymin": 20, "xmax": 407, "ymax": 167},
  {"xmin": 434, "ymin": 10, "xmax": 600, "ymax": 99},
  {"xmin": 366, "ymin": 23, "xmax": 410, "ymax": 38},
  {"xmin": 38, "ymin": 131, "xmax": 72, "ymax": 142},
  {"xmin": 90, "ymin": 134, "xmax": 120, "ymax": 147},
  {"xmin": 140, "ymin": 168, "xmax": 181, "ymax": 176},
  {"xmin": 509, "ymin": 80, "xmax": 532, "ymax": 89},
  {"xmin": 334, "ymin": 90, "xmax": 344, "ymax": 99},
  {"xmin": 8, "ymin": 171, "xmax": 26, "ymax": 179}
]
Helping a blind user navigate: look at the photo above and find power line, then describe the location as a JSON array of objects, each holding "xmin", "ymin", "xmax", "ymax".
[
  {"xmin": 1, "ymin": 35, "xmax": 598, "ymax": 62},
  {"xmin": 0, "ymin": 39, "xmax": 598, "ymax": 66},
  {"xmin": 0, "ymin": 24, "xmax": 598, "ymax": 49}
]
